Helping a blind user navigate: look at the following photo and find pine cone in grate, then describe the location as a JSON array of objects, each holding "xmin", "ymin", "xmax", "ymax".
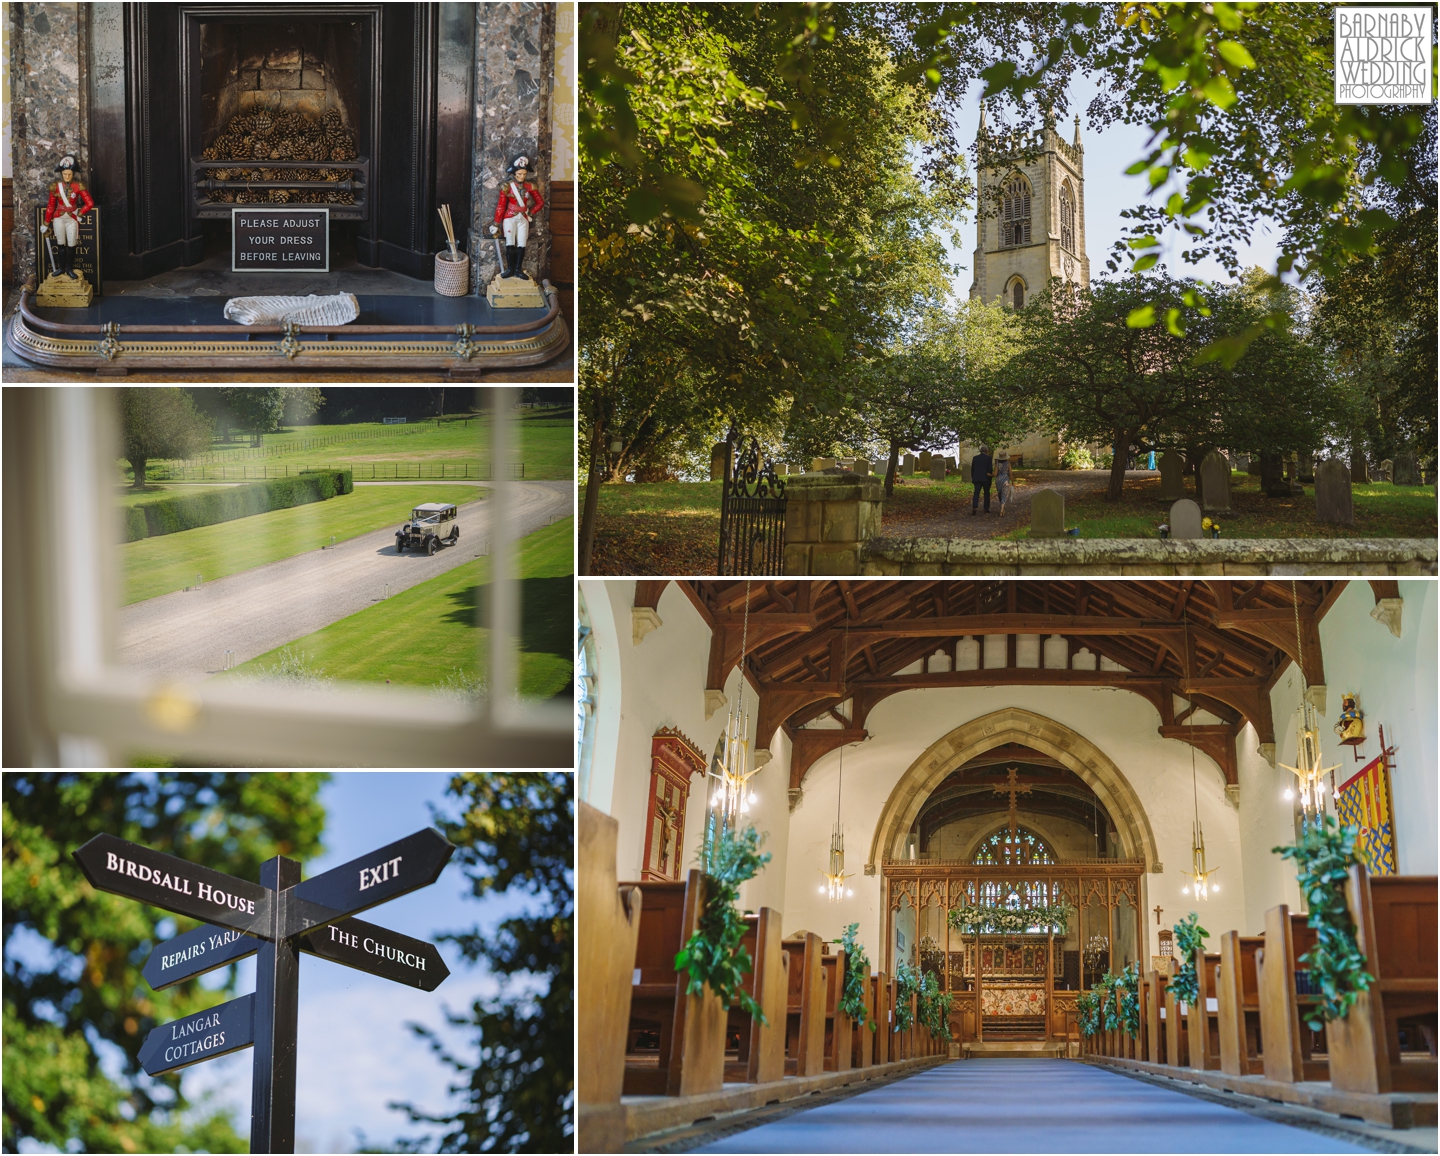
[
  {"xmin": 269, "ymin": 189, "xmax": 291, "ymax": 203},
  {"xmin": 202, "ymin": 143, "xmax": 219, "ymax": 161},
  {"xmin": 330, "ymin": 139, "xmax": 357, "ymax": 162},
  {"xmin": 320, "ymin": 109, "xmax": 343, "ymax": 133},
  {"xmin": 252, "ymin": 109, "xmax": 275, "ymax": 136},
  {"xmin": 274, "ymin": 137, "xmax": 297, "ymax": 162},
  {"xmin": 231, "ymin": 114, "xmax": 254, "ymax": 135},
  {"xmin": 214, "ymin": 189, "xmax": 236, "ymax": 203}
]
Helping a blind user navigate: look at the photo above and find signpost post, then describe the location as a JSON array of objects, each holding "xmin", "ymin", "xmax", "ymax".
[{"xmin": 74, "ymin": 827, "xmax": 457, "ymax": 1154}]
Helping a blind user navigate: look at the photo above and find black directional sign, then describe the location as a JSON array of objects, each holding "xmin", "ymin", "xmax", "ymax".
[
  {"xmin": 288, "ymin": 828, "xmax": 455, "ymax": 935},
  {"xmin": 298, "ymin": 916, "xmax": 450, "ymax": 991},
  {"xmin": 76, "ymin": 825, "xmax": 456, "ymax": 1154},
  {"xmin": 138, "ymin": 993, "xmax": 255, "ymax": 1075},
  {"xmin": 143, "ymin": 923, "xmax": 259, "ymax": 990},
  {"xmin": 73, "ymin": 834, "xmax": 271, "ymax": 936}
]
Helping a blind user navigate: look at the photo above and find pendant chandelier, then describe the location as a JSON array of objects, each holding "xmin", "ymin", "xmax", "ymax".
[
  {"xmin": 819, "ymin": 620, "xmax": 853, "ymax": 901},
  {"xmin": 708, "ymin": 581, "xmax": 759, "ymax": 831},
  {"xmin": 1180, "ymin": 617, "xmax": 1219, "ymax": 900},
  {"xmin": 1276, "ymin": 582, "xmax": 1340, "ymax": 817}
]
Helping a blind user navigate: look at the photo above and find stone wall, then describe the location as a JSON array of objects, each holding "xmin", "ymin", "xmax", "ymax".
[
  {"xmin": 860, "ymin": 538, "xmax": 1438, "ymax": 576},
  {"xmin": 7, "ymin": 2, "xmax": 88, "ymax": 283},
  {"xmin": 469, "ymin": 2, "xmax": 555, "ymax": 292}
]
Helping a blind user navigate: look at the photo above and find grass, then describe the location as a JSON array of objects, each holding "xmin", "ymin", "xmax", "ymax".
[
  {"xmin": 997, "ymin": 471, "xmax": 1437, "ymax": 540},
  {"xmin": 583, "ymin": 481, "xmax": 723, "ymax": 575},
  {"xmin": 123, "ymin": 411, "xmax": 574, "ymax": 482},
  {"xmin": 115, "ymin": 484, "xmax": 239, "ymax": 507},
  {"xmin": 120, "ymin": 485, "xmax": 483, "ymax": 605},
  {"xmin": 219, "ymin": 517, "xmax": 574, "ymax": 697}
]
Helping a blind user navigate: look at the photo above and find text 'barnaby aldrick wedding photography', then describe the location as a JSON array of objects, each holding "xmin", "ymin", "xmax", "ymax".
[{"xmin": 1335, "ymin": 7, "xmax": 1433, "ymax": 104}]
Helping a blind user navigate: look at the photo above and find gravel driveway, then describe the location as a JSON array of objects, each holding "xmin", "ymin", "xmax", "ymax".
[{"xmin": 118, "ymin": 481, "xmax": 571, "ymax": 681}]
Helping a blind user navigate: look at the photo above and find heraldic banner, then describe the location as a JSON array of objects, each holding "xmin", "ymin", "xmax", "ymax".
[{"xmin": 1336, "ymin": 753, "xmax": 1397, "ymax": 876}]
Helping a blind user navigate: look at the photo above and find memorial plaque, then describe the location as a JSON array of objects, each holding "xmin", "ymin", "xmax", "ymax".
[
  {"xmin": 288, "ymin": 827, "xmax": 455, "ymax": 935},
  {"xmin": 34, "ymin": 206, "xmax": 102, "ymax": 293},
  {"xmin": 232, "ymin": 206, "xmax": 330, "ymax": 273},
  {"xmin": 139, "ymin": 993, "xmax": 255, "ymax": 1075},
  {"xmin": 73, "ymin": 834, "xmax": 271, "ymax": 936},
  {"xmin": 299, "ymin": 916, "xmax": 450, "ymax": 991},
  {"xmin": 143, "ymin": 922, "xmax": 259, "ymax": 990}
]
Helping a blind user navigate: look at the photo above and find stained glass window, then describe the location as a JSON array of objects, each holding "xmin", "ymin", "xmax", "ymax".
[{"xmin": 972, "ymin": 826, "xmax": 1055, "ymax": 866}]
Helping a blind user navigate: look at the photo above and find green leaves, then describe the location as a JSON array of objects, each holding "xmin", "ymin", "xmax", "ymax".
[
  {"xmin": 1274, "ymin": 815, "xmax": 1375, "ymax": 1032},
  {"xmin": 1126, "ymin": 304, "xmax": 1157, "ymax": 328},
  {"xmin": 893, "ymin": 959, "xmax": 919, "ymax": 1031},
  {"xmin": 1169, "ymin": 911, "xmax": 1209, "ymax": 1007},
  {"xmin": 836, "ymin": 922, "xmax": 876, "ymax": 1030},
  {"xmin": 948, "ymin": 900, "xmax": 1074, "ymax": 937},
  {"xmin": 918, "ymin": 968, "xmax": 954, "ymax": 1041},
  {"xmin": 1215, "ymin": 40, "xmax": 1255, "ymax": 69}
]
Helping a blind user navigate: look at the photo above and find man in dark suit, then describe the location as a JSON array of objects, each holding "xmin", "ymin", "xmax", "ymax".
[{"xmin": 970, "ymin": 446, "xmax": 994, "ymax": 515}]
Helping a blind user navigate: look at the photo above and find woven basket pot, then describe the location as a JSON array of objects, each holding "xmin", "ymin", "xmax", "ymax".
[{"xmin": 434, "ymin": 250, "xmax": 470, "ymax": 297}]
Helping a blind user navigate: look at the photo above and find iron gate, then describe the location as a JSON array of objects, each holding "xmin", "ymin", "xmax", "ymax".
[{"xmin": 717, "ymin": 438, "xmax": 788, "ymax": 575}]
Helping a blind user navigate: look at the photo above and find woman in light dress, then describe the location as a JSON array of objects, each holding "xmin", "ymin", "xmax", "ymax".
[{"xmin": 994, "ymin": 450, "xmax": 1013, "ymax": 515}]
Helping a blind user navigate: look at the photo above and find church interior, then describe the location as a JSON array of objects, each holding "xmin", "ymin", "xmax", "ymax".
[{"xmin": 577, "ymin": 579, "xmax": 1437, "ymax": 1153}]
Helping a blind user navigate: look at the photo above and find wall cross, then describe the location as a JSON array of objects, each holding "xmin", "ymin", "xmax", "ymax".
[
  {"xmin": 993, "ymin": 766, "xmax": 1034, "ymax": 841},
  {"xmin": 1154, "ymin": 904, "xmax": 1164, "ymax": 926}
]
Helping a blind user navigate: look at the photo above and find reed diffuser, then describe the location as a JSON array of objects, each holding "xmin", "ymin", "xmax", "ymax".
[{"xmin": 434, "ymin": 203, "xmax": 468, "ymax": 296}]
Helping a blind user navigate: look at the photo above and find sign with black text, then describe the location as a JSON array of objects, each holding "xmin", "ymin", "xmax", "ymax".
[
  {"xmin": 299, "ymin": 916, "xmax": 450, "ymax": 991},
  {"xmin": 73, "ymin": 834, "xmax": 271, "ymax": 936},
  {"xmin": 143, "ymin": 923, "xmax": 259, "ymax": 990},
  {"xmin": 231, "ymin": 206, "xmax": 329, "ymax": 272},
  {"xmin": 34, "ymin": 206, "xmax": 102, "ymax": 293},
  {"xmin": 287, "ymin": 828, "xmax": 455, "ymax": 935},
  {"xmin": 139, "ymin": 993, "xmax": 255, "ymax": 1075}
]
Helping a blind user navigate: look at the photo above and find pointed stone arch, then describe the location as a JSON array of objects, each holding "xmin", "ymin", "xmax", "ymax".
[{"xmin": 865, "ymin": 707, "xmax": 1160, "ymax": 874}]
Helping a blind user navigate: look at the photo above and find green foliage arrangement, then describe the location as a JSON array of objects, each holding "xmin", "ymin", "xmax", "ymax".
[
  {"xmin": 893, "ymin": 959, "xmax": 919, "ymax": 1031},
  {"xmin": 835, "ymin": 922, "xmax": 875, "ymax": 1031},
  {"xmin": 1274, "ymin": 814, "xmax": 1376, "ymax": 1032},
  {"xmin": 948, "ymin": 900, "xmax": 1073, "ymax": 937},
  {"xmin": 918, "ymin": 969, "xmax": 954, "ymax": 1041},
  {"xmin": 3, "ymin": 772, "xmax": 328, "ymax": 1154},
  {"xmin": 1076, "ymin": 989, "xmax": 1101, "ymax": 1037},
  {"xmin": 1169, "ymin": 912, "xmax": 1209, "ymax": 1007},
  {"xmin": 675, "ymin": 820, "xmax": 771, "ymax": 1021},
  {"xmin": 126, "ymin": 470, "xmax": 351, "ymax": 542},
  {"xmin": 1116, "ymin": 963, "xmax": 1142, "ymax": 1039}
]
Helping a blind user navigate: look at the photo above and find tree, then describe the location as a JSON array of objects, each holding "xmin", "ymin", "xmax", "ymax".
[
  {"xmin": 392, "ymin": 773, "xmax": 572, "ymax": 1153},
  {"xmin": 281, "ymin": 387, "xmax": 324, "ymax": 429},
  {"xmin": 2, "ymin": 773, "xmax": 329, "ymax": 1154},
  {"xmin": 219, "ymin": 387, "xmax": 286, "ymax": 445},
  {"xmin": 118, "ymin": 387, "xmax": 211, "ymax": 489}
]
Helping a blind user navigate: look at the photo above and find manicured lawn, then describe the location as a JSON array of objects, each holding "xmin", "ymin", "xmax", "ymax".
[
  {"xmin": 220, "ymin": 517, "xmax": 574, "ymax": 698},
  {"xmin": 1001, "ymin": 472, "xmax": 1437, "ymax": 539},
  {"xmin": 122, "ymin": 408, "xmax": 574, "ymax": 482},
  {"xmin": 583, "ymin": 481, "xmax": 723, "ymax": 575},
  {"xmin": 120, "ymin": 485, "xmax": 482, "ymax": 605}
]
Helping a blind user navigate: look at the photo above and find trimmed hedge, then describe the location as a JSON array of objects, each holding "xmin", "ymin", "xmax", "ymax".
[{"xmin": 123, "ymin": 469, "xmax": 353, "ymax": 542}]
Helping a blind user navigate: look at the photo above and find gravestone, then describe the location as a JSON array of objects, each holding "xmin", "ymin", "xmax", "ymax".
[
  {"xmin": 930, "ymin": 458, "xmax": 947, "ymax": 481},
  {"xmin": 812, "ymin": 457, "xmax": 837, "ymax": 472},
  {"xmin": 1158, "ymin": 451, "xmax": 1185, "ymax": 500},
  {"xmin": 917, "ymin": 451, "xmax": 932, "ymax": 473},
  {"xmin": 1298, "ymin": 450, "xmax": 1316, "ymax": 483},
  {"xmin": 1246, "ymin": 455, "xmax": 1262, "ymax": 476},
  {"xmin": 1260, "ymin": 451, "xmax": 1288, "ymax": 496},
  {"xmin": 1199, "ymin": 450, "xmax": 1231, "ymax": 511},
  {"xmin": 709, "ymin": 443, "xmax": 730, "ymax": 481},
  {"xmin": 1030, "ymin": 489, "xmax": 1065, "ymax": 538},
  {"xmin": 1314, "ymin": 459, "xmax": 1354, "ymax": 526},
  {"xmin": 1169, "ymin": 498, "xmax": 1203, "ymax": 540},
  {"xmin": 1392, "ymin": 452, "xmax": 1420, "ymax": 485},
  {"xmin": 902, "ymin": 453, "xmax": 917, "ymax": 475},
  {"xmin": 853, "ymin": 459, "xmax": 870, "ymax": 476},
  {"xmin": 1350, "ymin": 447, "xmax": 1370, "ymax": 484}
]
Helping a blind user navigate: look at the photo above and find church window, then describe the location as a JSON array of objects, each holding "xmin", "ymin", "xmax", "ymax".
[
  {"xmin": 1012, "ymin": 280, "xmax": 1024, "ymax": 309},
  {"xmin": 1060, "ymin": 179, "xmax": 1076, "ymax": 253},
  {"xmin": 972, "ymin": 825, "xmax": 1055, "ymax": 867},
  {"xmin": 1001, "ymin": 174, "xmax": 1031, "ymax": 246}
]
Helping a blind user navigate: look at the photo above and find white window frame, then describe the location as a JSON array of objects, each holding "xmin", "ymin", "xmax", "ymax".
[{"xmin": 2, "ymin": 387, "xmax": 570, "ymax": 768}]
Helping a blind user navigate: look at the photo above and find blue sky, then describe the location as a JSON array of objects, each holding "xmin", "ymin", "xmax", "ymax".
[{"xmin": 14, "ymin": 772, "xmax": 547, "ymax": 1155}]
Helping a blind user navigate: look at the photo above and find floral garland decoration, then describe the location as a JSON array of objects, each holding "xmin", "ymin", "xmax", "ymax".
[
  {"xmin": 1274, "ymin": 814, "xmax": 1375, "ymax": 1031},
  {"xmin": 1076, "ymin": 989, "xmax": 1102, "ymax": 1036},
  {"xmin": 1169, "ymin": 911, "xmax": 1209, "ymax": 1007},
  {"xmin": 1116, "ymin": 962, "xmax": 1141, "ymax": 1039},
  {"xmin": 918, "ymin": 969, "xmax": 954, "ymax": 1041},
  {"xmin": 947, "ymin": 899, "xmax": 1074, "ymax": 937},
  {"xmin": 835, "ymin": 922, "xmax": 876, "ymax": 1031},
  {"xmin": 674, "ymin": 821, "xmax": 771, "ymax": 1021},
  {"xmin": 893, "ymin": 959, "xmax": 919, "ymax": 1031}
]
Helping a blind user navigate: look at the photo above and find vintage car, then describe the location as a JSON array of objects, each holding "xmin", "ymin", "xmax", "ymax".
[{"xmin": 395, "ymin": 503, "xmax": 459, "ymax": 555}]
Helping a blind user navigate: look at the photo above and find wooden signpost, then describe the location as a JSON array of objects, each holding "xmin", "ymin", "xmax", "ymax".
[{"xmin": 74, "ymin": 827, "xmax": 456, "ymax": 1154}]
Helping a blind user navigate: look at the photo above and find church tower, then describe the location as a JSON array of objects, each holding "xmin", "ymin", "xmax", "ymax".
[{"xmin": 969, "ymin": 108, "xmax": 1090, "ymax": 307}]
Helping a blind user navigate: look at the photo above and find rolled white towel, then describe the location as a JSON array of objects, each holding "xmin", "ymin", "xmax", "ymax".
[{"xmin": 223, "ymin": 293, "xmax": 360, "ymax": 327}]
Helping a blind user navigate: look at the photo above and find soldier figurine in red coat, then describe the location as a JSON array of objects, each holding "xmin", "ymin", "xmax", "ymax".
[
  {"xmin": 488, "ymin": 155, "xmax": 544, "ymax": 280},
  {"xmin": 44, "ymin": 154, "xmax": 95, "ymax": 280}
]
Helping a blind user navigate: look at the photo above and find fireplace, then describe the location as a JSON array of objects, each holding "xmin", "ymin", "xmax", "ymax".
[
  {"xmin": 92, "ymin": 4, "xmax": 481, "ymax": 281},
  {"xmin": 189, "ymin": 15, "xmax": 374, "ymax": 220}
]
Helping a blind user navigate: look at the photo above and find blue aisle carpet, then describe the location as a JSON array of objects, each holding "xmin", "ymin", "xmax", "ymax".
[{"xmin": 698, "ymin": 1060, "xmax": 1367, "ymax": 1154}]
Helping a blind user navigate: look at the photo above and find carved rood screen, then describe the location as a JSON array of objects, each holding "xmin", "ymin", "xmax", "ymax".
[{"xmin": 883, "ymin": 859, "xmax": 1145, "ymax": 996}]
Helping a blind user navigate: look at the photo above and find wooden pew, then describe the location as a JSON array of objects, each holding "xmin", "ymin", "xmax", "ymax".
[
  {"xmin": 1163, "ymin": 961, "xmax": 1189, "ymax": 1067},
  {"xmin": 783, "ymin": 932, "xmax": 826, "ymax": 1077},
  {"xmin": 821, "ymin": 951, "xmax": 853, "ymax": 1071},
  {"xmin": 621, "ymin": 870, "xmax": 726, "ymax": 1097},
  {"xmin": 1187, "ymin": 949, "xmax": 1223, "ymax": 1071},
  {"xmin": 1259, "ymin": 905, "xmax": 1329, "ymax": 1083},
  {"xmin": 1217, "ymin": 931, "xmax": 1265, "ymax": 1076},
  {"xmin": 577, "ymin": 803, "xmax": 643, "ymax": 1153},
  {"xmin": 873, "ymin": 972, "xmax": 890, "ymax": 1064},
  {"xmin": 850, "ymin": 964, "xmax": 873, "ymax": 1068},
  {"xmin": 722, "ymin": 908, "xmax": 787, "ymax": 1084},
  {"xmin": 1328, "ymin": 869, "xmax": 1438, "ymax": 1094}
]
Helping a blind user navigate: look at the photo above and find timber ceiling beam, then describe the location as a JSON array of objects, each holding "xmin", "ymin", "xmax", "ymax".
[
  {"xmin": 633, "ymin": 580, "xmax": 669, "ymax": 611},
  {"xmin": 705, "ymin": 613, "xmax": 816, "ymax": 691},
  {"xmin": 1212, "ymin": 607, "xmax": 1324, "ymax": 687},
  {"xmin": 1158, "ymin": 723, "xmax": 1240, "ymax": 786},
  {"xmin": 789, "ymin": 728, "xmax": 869, "ymax": 791},
  {"xmin": 1178, "ymin": 677, "xmax": 1275, "ymax": 745},
  {"xmin": 755, "ymin": 683, "xmax": 845, "ymax": 753}
]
